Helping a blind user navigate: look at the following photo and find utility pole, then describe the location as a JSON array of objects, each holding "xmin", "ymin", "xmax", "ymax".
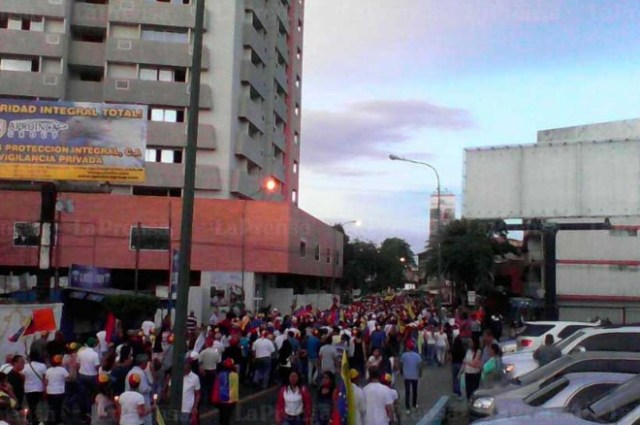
[{"xmin": 169, "ymin": 0, "xmax": 206, "ymax": 417}]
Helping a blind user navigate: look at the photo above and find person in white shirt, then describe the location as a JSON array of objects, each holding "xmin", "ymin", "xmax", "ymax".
[
  {"xmin": 78, "ymin": 338, "xmax": 100, "ymax": 417},
  {"xmin": 141, "ymin": 320, "xmax": 156, "ymax": 338},
  {"xmin": 125, "ymin": 355, "xmax": 152, "ymax": 425},
  {"xmin": 198, "ymin": 340, "xmax": 220, "ymax": 407},
  {"xmin": 435, "ymin": 327, "xmax": 449, "ymax": 366},
  {"xmin": 274, "ymin": 332, "xmax": 287, "ymax": 351},
  {"xmin": 117, "ymin": 374, "xmax": 149, "ymax": 425},
  {"xmin": 179, "ymin": 361, "xmax": 201, "ymax": 425},
  {"xmin": 252, "ymin": 332, "xmax": 276, "ymax": 389},
  {"xmin": 96, "ymin": 330, "xmax": 109, "ymax": 360},
  {"xmin": 44, "ymin": 355, "xmax": 69, "ymax": 425},
  {"xmin": 24, "ymin": 352, "xmax": 47, "ymax": 425},
  {"xmin": 363, "ymin": 367, "xmax": 395, "ymax": 425}
]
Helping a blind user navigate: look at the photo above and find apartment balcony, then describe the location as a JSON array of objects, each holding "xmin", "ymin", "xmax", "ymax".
[
  {"xmin": 242, "ymin": 22, "xmax": 267, "ymax": 64},
  {"xmin": 240, "ymin": 58, "xmax": 267, "ymax": 99},
  {"xmin": 276, "ymin": 33, "xmax": 289, "ymax": 63},
  {"xmin": 66, "ymin": 81, "xmax": 103, "ymax": 102},
  {"xmin": 0, "ymin": 0, "xmax": 65, "ymax": 18},
  {"xmin": 276, "ymin": 3, "xmax": 290, "ymax": 31},
  {"xmin": 235, "ymin": 131, "xmax": 264, "ymax": 166},
  {"xmin": 106, "ymin": 38, "xmax": 209, "ymax": 69},
  {"xmin": 238, "ymin": 96, "xmax": 265, "ymax": 132},
  {"xmin": 108, "ymin": 0, "xmax": 197, "ymax": 29},
  {"xmin": 0, "ymin": 71, "xmax": 63, "ymax": 99},
  {"xmin": 271, "ymin": 158, "xmax": 286, "ymax": 183},
  {"xmin": 69, "ymin": 41, "xmax": 106, "ymax": 68},
  {"xmin": 274, "ymin": 96, "xmax": 287, "ymax": 121},
  {"xmin": 147, "ymin": 121, "xmax": 216, "ymax": 150},
  {"xmin": 245, "ymin": 0, "xmax": 267, "ymax": 29},
  {"xmin": 72, "ymin": 2, "xmax": 108, "ymax": 28},
  {"xmin": 272, "ymin": 125, "xmax": 285, "ymax": 151},
  {"xmin": 103, "ymin": 78, "xmax": 213, "ymax": 109},
  {"xmin": 140, "ymin": 162, "xmax": 184, "ymax": 188},
  {"xmin": 274, "ymin": 63, "xmax": 288, "ymax": 94},
  {"xmin": 230, "ymin": 169, "xmax": 262, "ymax": 198},
  {"xmin": 0, "ymin": 30, "xmax": 65, "ymax": 58}
]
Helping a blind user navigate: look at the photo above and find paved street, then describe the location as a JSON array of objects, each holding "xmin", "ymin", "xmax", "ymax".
[{"xmin": 196, "ymin": 364, "xmax": 469, "ymax": 425}]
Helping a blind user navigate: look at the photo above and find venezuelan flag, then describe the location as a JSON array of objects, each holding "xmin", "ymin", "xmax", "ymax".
[
  {"xmin": 212, "ymin": 371, "xmax": 239, "ymax": 404},
  {"xmin": 331, "ymin": 351, "xmax": 355, "ymax": 425}
]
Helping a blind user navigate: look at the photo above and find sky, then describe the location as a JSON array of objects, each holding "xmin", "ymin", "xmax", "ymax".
[{"xmin": 297, "ymin": 0, "xmax": 640, "ymax": 252}]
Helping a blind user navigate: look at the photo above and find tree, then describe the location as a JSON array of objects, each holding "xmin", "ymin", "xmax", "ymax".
[
  {"xmin": 423, "ymin": 219, "xmax": 518, "ymax": 295},
  {"xmin": 342, "ymin": 237, "xmax": 415, "ymax": 293}
]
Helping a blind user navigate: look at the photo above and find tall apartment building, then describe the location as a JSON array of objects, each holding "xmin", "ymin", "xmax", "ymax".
[
  {"xmin": 0, "ymin": 0, "xmax": 342, "ymax": 318},
  {"xmin": 0, "ymin": 0, "xmax": 303, "ymax": 202},
  {"xmin": 429, "ymin": 191, "xmax": 456, "ymax": 237}
]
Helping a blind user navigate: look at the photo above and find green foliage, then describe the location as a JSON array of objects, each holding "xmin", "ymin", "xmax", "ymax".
[
  {"xmin": 343, "ymin": 237, "xmax": 415, "ymax": 293},
  {"xmin": 104, "ymin": 294, "xmax": 159, "ymax": 320},
  {"xmin": 423, "ymin": 218, "xmax": 518, "ymax": 294}
]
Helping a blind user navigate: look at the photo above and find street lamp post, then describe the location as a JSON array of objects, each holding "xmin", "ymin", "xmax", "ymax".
[{"xmin": 389, "ymin": 154, "xmax": 442, "ymax": 288}]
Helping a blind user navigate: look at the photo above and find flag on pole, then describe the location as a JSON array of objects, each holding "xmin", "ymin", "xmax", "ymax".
[
  {"xmin": 156, "ymin": 408, "xmax": 166, "ymax": 425},
  {"xmin": 8, "ymin": 308, "xmax": 56, "ymax": 342},
  {"xmin": 8, "ymin": 316, "xmax": 32, "ymax": 343},
  {"xmin": 331, "ymin": 350, "xmax": 356, "ymax": 425}
]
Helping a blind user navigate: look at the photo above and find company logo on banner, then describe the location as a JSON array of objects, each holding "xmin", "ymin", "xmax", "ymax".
[
  {"xmin": 69, "ymin": 264, "xmax": 112, "ymax": 290},
  {"xmin": 0, "ymin": 99, "xmax": 147, "ymax": 183}
]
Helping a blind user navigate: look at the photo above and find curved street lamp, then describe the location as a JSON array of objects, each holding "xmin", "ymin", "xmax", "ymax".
[{"xmin": 389, "ymin": 154, "xmax": 442, "ymax": 288}]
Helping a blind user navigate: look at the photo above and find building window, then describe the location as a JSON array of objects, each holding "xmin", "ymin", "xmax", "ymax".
[
  {"xmin": 0, "ymin": 57, "xmax": 38, "ymax": 72},
  {"xmin": 139, "ymin": 66, "xmax": 186, "ymax": 82},
  {"xmin": 335, "ymin": 250, "xmax": 341, "ymax": 266},
  {"xmin": 149, "ymin": 107, "xmax": 185, "ymax": 122},
  {"xmin": 132, "ymin": 187, "xmax": 181, "ymax": 197},
  {"xmin": 297, "ymin": 19, "xmax": 302, "ymax": 32},
  {"xmin": 145, "ymin": 148, "xmax": 183, "ymax": 164},
  {"xmin": 13, "ymin": 222, "xmax": 40, "ymax": 247},
  {"xmin": 299, "ymin": 240, "xmax": 306, "ymax": 257},
  {"xmin": 296, "ymin": 48, "xmax": 302, "ymax": 61},
  {"xmin": 314, "ymin": 243, "xmax": 320, "ymax": 261},
  {"xmin": 325, "ymin": 248, "xmax": 331, "ymax": 264},
  {"xmin": 294, "ymin": 104, "xmax": 300, "ymax": 116},
  {"xmin": 141, "ymin": 27, "xmax": 189, "ymax": 44},
  {"xmin": 130, "ymin": 227, "xmax": 170, "ymax": 251},
  {"xmin": 293, "ymin": 161, "xmax": 298, "ymax": 174},
  {"xmin": 294, "ymin": 132, "xmax": 299, "ymax": 145},
  {"xmin": 292, "ymin": 189, "xmax": 297, "ymax": 203},
  {"xmin": 0, "ymin": 16, "xmax": 43, "ymax": 31},
  {"xmin": 295, "ymin": 76, "xmax": 301, "ymax": 89}
]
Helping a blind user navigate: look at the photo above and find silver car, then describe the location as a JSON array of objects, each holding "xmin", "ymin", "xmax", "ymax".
[
  {"xmin": 473, "ymin": 373, "xmax": 640, "ymax": 425},
  {"xmin": 469, "ymin": 351, "xmax": 640, "ymax": 419},
  {"xmin": 473, "ymin": 372, "xmax": 633, "ymax": 421},
  {"xmin": 502, "ymin": 325, "xmax": 640, "ymax": 379}
]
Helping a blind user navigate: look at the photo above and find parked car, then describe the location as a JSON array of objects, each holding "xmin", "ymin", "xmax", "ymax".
[
  {"xmin": 474, "ymin": 373, "xmax": 640, "ymax": 424},
  {"xmin": 515, "ymin": 321, "xmax": 599, "ymax": 351},
  {"xmin": 469, "ymin": 351, "xmax": 640, "ymax": 419},
  {"xmin": 472, "ymin": 372, "xmax": 633, "ymax": 420},
  {"xmin": 502, "ymin": 325, "xmax": 640, "ymax": 379}
]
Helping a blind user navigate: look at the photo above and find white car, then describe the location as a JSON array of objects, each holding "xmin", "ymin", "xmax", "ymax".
[
  {"xmin": 503, "ymin": 326, "xmax": 640, "ymax": 379},
  {"xmin": 515, "ymin": 321, "xmax": 599, "ymax": 351}
]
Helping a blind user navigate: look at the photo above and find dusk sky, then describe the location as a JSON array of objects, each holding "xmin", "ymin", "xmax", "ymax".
[{"xmin": 298, "ymin": 0, "xmax": 640, "ymax": 252}]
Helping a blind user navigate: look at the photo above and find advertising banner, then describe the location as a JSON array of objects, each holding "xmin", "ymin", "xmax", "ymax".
[
  {"xmin": 0, "ymin": 99, "xmax": 147, "ymax": 183},
  {"xmin": 209, "ymin": 272, "xmax": 245, "ymax": 308},
  {"xmin": 69, "ymin": 264, "xmax": 112, "ymax": 290}
]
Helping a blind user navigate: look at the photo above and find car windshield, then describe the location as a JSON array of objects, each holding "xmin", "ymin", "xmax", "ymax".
[
  {"xmin": 580, "ymin": 376, "xmax": 640, "ymax": 423},
  {"xmin": 515, "ymin": 355, "xmax": 574, "ymax": 385},
  {"xmin": 556, "ymin": 331, "xmax": 586, "ymax": 352},
  {"xmin": 520, "ymin": 324, "xmax": 554, "ymax": 337}
]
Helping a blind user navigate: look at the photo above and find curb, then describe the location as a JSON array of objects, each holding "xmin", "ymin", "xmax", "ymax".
[{"xmin": 417, "ymin": 395, "xmax": 449, "ymax": 425}]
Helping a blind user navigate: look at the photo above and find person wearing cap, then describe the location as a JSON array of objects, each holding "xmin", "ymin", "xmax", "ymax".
[
  {"xmin": 349, "ymin": 369, "xmax": 366, "ymax": 425},
  {"xmin": 23, "ymin": 351, "xmax": 47, "ymax": 425},
  {"xmin": 252, "ymin": 331, "xmax": 276, "ymax": 390},
  {"xmin": 92, "ymin": 373, "xmax": 116, "ymax": 425},
  {"xmin": 45, "ymin": 354, "xmax": 69, "ymax": 425},
  {"xmin": 117, "ymin": 374, "xmax": 149, "ymax": 425},
  {"xmin": 125, "ymin": 355, "xmax": 152, "ymax": 425},
  {"xmin": 211, "ymin": 359, "xmax": 238, "ymax": 425},
  {"xmin": 77, "ymin": 337, "xmax": 100, "ymax": 418}
]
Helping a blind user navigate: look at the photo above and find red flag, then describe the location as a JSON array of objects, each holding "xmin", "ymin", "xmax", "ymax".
[
  {"xmin": 104, "ymin": 312, "xmax": 116, "ymax": 343},
  {"xmin": 24, "ymin": 308, "xmax": 56, "ymax": 336}
]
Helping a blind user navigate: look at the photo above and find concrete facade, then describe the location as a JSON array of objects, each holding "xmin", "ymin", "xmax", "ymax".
[{"xmin": 0, "ymin": 0, "xmax": 303, "ymax": 202}]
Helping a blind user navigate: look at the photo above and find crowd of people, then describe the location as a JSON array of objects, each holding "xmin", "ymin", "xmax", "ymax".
[{"xmin": 0, "ymin": 294, "xmax": 506, "ymax": 425}]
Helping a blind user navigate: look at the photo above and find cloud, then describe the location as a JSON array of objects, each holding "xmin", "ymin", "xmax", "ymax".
[{"xmin": 300, "ymin": 99, "xmax": 474, "ymax": 169}]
